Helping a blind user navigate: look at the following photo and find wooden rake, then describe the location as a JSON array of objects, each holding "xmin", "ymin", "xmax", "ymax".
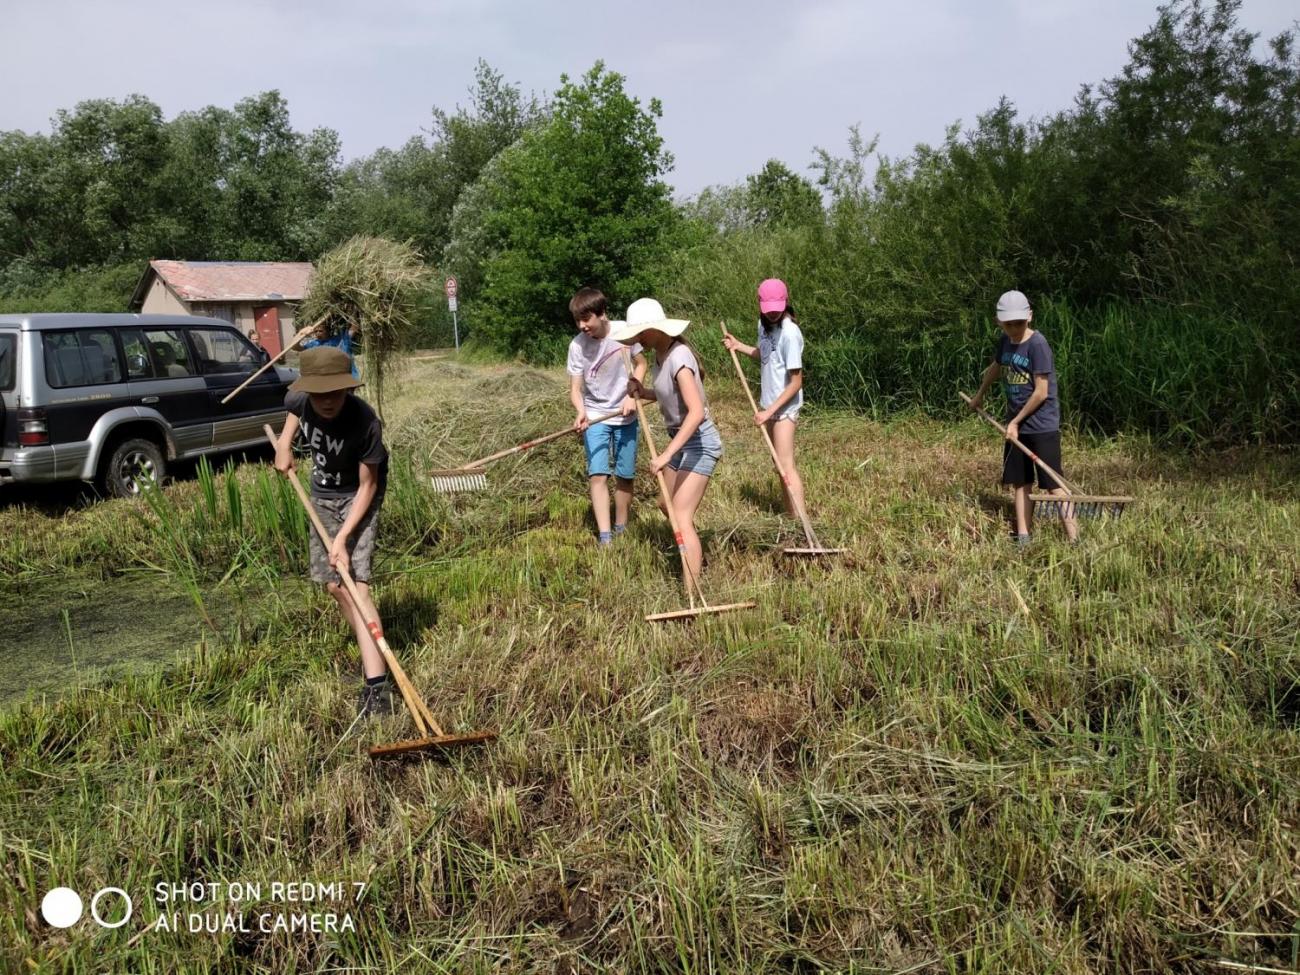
[
  {"xmin": 621, "ymin": 348, "xmax": 755, "ymax": 623},
  {"xmin": 429, "ymin": 410, "xmax": 623, "ymax": 493},
  {"xmin": 959, "ymin": 393, "xmax": 1134, "ymax": 520},
  {"xmin": 721, "ymin": 321, "xmax": 845, "ymax": 557},
  {"xmin": 222, "ymin": 317, "xmax": 326, "ymax": 404},
  {"xmin": 265, "ymin": 426, "xmax": 496, "ymax": 758}
]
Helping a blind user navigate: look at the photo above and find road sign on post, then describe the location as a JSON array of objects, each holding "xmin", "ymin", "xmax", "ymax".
[{"xmin": 445, "ymin": 276, "xmax": 460, "ymax": 350}]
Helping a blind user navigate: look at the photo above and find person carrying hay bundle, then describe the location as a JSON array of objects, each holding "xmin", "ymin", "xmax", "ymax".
[
  {"xmin": 297, "ymin": 236, "xmax": 428, "ymax": 418},
  {"xmin": 298, "ymin": 319, "xmax": 360, "ymax": 379}
]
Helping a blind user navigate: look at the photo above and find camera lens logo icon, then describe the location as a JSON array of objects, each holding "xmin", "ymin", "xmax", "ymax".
[{"xmin": 41, "ymin": 887, "xmax": 132, "ymax": 929}]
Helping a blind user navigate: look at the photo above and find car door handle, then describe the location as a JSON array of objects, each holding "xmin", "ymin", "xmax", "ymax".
[{"xmin": 140, "ymin": 396, "xmax": 159, "ymax": 404}]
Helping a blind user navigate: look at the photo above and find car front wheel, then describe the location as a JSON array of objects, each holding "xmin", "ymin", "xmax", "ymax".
[{"xmin": 102, "ymin": 438, "xmax": 166, "ymax": 498}]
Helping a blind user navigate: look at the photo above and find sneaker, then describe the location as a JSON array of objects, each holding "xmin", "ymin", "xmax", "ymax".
[
  {"xmin": 1014, "ymin": 533, "xmax": 1032, "ymax": 547},
  {"xmin": 357, "ymin": 680, "xmax": 394, "ymax": 717}
]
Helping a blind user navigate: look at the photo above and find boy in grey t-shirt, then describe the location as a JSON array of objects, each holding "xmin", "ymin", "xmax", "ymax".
[
  {"xmin": 969, "ymin": 289, "xmax": 1078, "ymax": 545},
  {"xmin": 567, "ymin": 288, "xmax": 647, "ymax": 545}
]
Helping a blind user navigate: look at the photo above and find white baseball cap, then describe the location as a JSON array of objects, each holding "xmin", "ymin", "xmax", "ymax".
[{"xmin": 996, "ymin": 290, "xmax": 1033, "ymax": 322}]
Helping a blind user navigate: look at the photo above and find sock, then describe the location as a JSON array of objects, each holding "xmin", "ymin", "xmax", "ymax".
[
  {"xmin": 365, "ymin": 673, "xmax": 387, "ymax": 686},
  {"xmin": 1016, "ymin": 533, "xmax": 1031, "ymax": 545},
  {"xmin": 613, "ymin": 523, "xmax": 627, "ymax": 535},
  {"xmin": 598, "ymin": 531, "xmax": 613, "ymax": 545}
]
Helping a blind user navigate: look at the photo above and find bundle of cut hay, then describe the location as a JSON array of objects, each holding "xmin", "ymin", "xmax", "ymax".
[{"xmin": 299, "ymin": 236, "xmax": 431, "ymax": 417}]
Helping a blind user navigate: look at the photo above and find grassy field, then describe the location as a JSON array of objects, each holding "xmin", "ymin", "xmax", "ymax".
[{"xmin": 2, "ymin": 355, "xmax": 1298, "ymax": 974}]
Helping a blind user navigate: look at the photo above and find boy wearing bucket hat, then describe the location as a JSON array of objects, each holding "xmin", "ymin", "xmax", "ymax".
[
  {"xmin": 567, "ymin": 287, "xmax": 648, "ymax": 545},
  {"xmin": 968, "ymin": 290, "xmax": 1078, "ymax": 544},
  {"xmin": 273, "ymin": 346, "xmax": 394, "ymax": 715},
  {"xmin": 613, "ymin": 298, "xmax": 724, "ymax": 585}
]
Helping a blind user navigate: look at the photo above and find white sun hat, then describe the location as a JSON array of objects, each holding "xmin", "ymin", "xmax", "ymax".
[{"xmin": 609, "ymin": 298, "xmax": 690, "ymax": 344}]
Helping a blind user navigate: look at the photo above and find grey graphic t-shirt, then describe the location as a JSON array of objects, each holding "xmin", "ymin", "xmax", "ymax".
[
  {"xmin": 996, "ymin": 331, "xmax": 1059, "ymax": 433},
  {"xmin": 653, "ymin": 341, "xmax": 711, "ymax": 429},
  {"xmin": 567, "ymin": 333, "xmax": 642, "ymax": 426},
  {"xmin": 285, "ymin": 390, "xmax": 389, "ymax": 497}
]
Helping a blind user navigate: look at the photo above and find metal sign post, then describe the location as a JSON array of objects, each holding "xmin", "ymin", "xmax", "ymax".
[{"xmin": 445, "ymin": 276, "xmax": 459, "ymax": 350}]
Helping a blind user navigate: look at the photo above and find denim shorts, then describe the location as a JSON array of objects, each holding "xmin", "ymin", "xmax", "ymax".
[
  {"xmin": 583, "ymin": 418, "xmax": 639, "ymax": 479},
  {"xmin": 667, "ymin": 418, "xmax": 723, "ymax": 477}
]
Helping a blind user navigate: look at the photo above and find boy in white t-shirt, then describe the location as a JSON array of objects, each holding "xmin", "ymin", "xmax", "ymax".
[{"xmin": 567, "ymin": 288, "xmax": 648, "ymax": 545}]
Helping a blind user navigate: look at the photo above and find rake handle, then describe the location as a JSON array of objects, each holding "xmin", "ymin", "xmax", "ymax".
[
  {"xmin": 959, "ymin": 392, "xmax": 1085, "ymax": 497},
  {"xmin": 456, "ymin": 409, "xmax": 624, "ymax": 470},
  {"xmin": 222, "ymin": 317, "xmax": 326, "ymax": 404},
  {"xmin": 264, "ymin": 425, "xmax": 444, "ymax": 737},
  {"xmin": 720, "ymin": 321, "xmax": 822, "ymax": 549},
  {"xmin": 621, "ymin": 348, "xmax": 709, "ymax": 609}
]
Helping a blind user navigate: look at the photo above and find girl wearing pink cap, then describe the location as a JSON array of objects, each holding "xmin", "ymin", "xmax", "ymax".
[{"xmin": 723, "ymin": 278, "xmax": 807, "ymax": 519}]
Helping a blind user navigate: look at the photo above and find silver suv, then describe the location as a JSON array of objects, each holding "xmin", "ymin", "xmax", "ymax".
[{"xmin": 0, "ymin": 313, "xmax": 296, "ymax": 497}]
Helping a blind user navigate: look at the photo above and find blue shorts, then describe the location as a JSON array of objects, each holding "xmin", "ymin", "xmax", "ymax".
[
  {"xmin": 583, "ymin": 418, "xmax": 639, "ymax": 479},
  {"xmin": 667, "ymin": 418, "xmax": 723, "ymax": 477}
]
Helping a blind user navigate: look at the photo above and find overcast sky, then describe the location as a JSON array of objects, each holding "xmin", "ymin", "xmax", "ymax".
[{"xmin": 3, "ymin": 0, "xmax": 1296, "ymax": 196}]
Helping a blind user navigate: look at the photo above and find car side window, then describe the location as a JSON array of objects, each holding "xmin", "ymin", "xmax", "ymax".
[
  {"xmin": 141, "ymin": 329, "xmax": 194, "ymax": 378},
  {"xmin": 0, "ymin": 334, "xmax": 14, "ymax": 391},
  {"xmin": 188, "ymin": 328, "xmax": 262, "ymax": 376},
  {"xmin": 119, "ymin": 329, "xmax": 155, "ymax": 379},
  {"xmin": 43, "ymin": 329, "xmax": 124, "ymax": 388}
]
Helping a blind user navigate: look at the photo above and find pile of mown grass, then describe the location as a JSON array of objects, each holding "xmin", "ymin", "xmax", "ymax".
[{"xmin": 2, "ymin": 357, "xmax": 1297, "ymax": 973}]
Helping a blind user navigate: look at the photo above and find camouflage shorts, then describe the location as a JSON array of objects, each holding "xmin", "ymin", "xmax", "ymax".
[{"xmin": 308, "ymin": 493, "xmax": 382, "ymax": 585}]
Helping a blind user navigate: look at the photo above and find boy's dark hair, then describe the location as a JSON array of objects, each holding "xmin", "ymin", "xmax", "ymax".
[{"xmin": 569, "ymin": 287, "xmax": 607, "ymax": 322}]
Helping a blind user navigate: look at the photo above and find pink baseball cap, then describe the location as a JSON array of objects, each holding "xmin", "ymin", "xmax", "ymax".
[{"xmin": 757, "ymin": 278, "xmax": 789, "ymax": 314}]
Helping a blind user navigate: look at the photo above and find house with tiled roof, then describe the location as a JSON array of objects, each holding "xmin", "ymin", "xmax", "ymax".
[{"xmin": 129, "ymin": 260, "xmax": 314, "ymax": 356}]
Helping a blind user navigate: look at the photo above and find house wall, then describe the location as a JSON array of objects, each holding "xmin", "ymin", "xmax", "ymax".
[
  {"xmin": 187, "ymin": 300, "xmax": 299, "ymax": 349},
  {"xmin": 233, "ymin": 302, "xmax": 298, "ymax": 347},
  {"xmin": 142, "ymin": 269, "xmax": 302, "ymax": 349},
  {"xmin": 139, "ymin": 277, "xmax": 189, "ymax": 316}
]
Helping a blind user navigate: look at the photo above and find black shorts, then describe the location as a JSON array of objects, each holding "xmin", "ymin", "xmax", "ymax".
[{"xmin": 1002, "ymin": 430, "xmax": 1064, "ymax": 490}]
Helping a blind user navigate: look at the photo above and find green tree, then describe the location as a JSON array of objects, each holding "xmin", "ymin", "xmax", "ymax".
[
  {"xmin": 321, "ymin": 61, "xmax": 542, "ymax": 259},
  {"xmin": 459, "ymin": 63, "xmax": 677, "ymax": 360},
  {"xmin": 209, "ymin": 91, "xmax": 341, "ymax": 260},
  {"xmin": 744, "ymin": 159, "xmax": 823, "ymax": 228}
]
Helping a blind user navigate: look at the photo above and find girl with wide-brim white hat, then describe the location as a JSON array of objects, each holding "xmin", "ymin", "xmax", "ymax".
[{"xmin": 612, "ymin": 297, "xmax": 724, "ymax": 586}]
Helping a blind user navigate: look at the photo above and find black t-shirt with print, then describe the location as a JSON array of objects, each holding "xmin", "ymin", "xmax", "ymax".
[{"xmin": 285, "ymin": 390, "xmax": 389, "ymax": 498}]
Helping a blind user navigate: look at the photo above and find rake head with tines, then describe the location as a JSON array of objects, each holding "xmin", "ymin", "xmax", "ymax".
[
  {"xmin": 960, "ymin": 391, "xmax": 1136, "ymax": 523},
  {"xmin": 429, "ymin": 466, "xmax": 488, "ymax": 494},
  {"xmin": 1029, "ymin": 494, "xmax": 1133, "ymax": 520},
  {"xmin": 428, "ymin": 410, "xmax": 623, "ymax": 495},
  {"xmin": 265, "ymin": 425, "xmax": 496, "ymax": 760}
]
